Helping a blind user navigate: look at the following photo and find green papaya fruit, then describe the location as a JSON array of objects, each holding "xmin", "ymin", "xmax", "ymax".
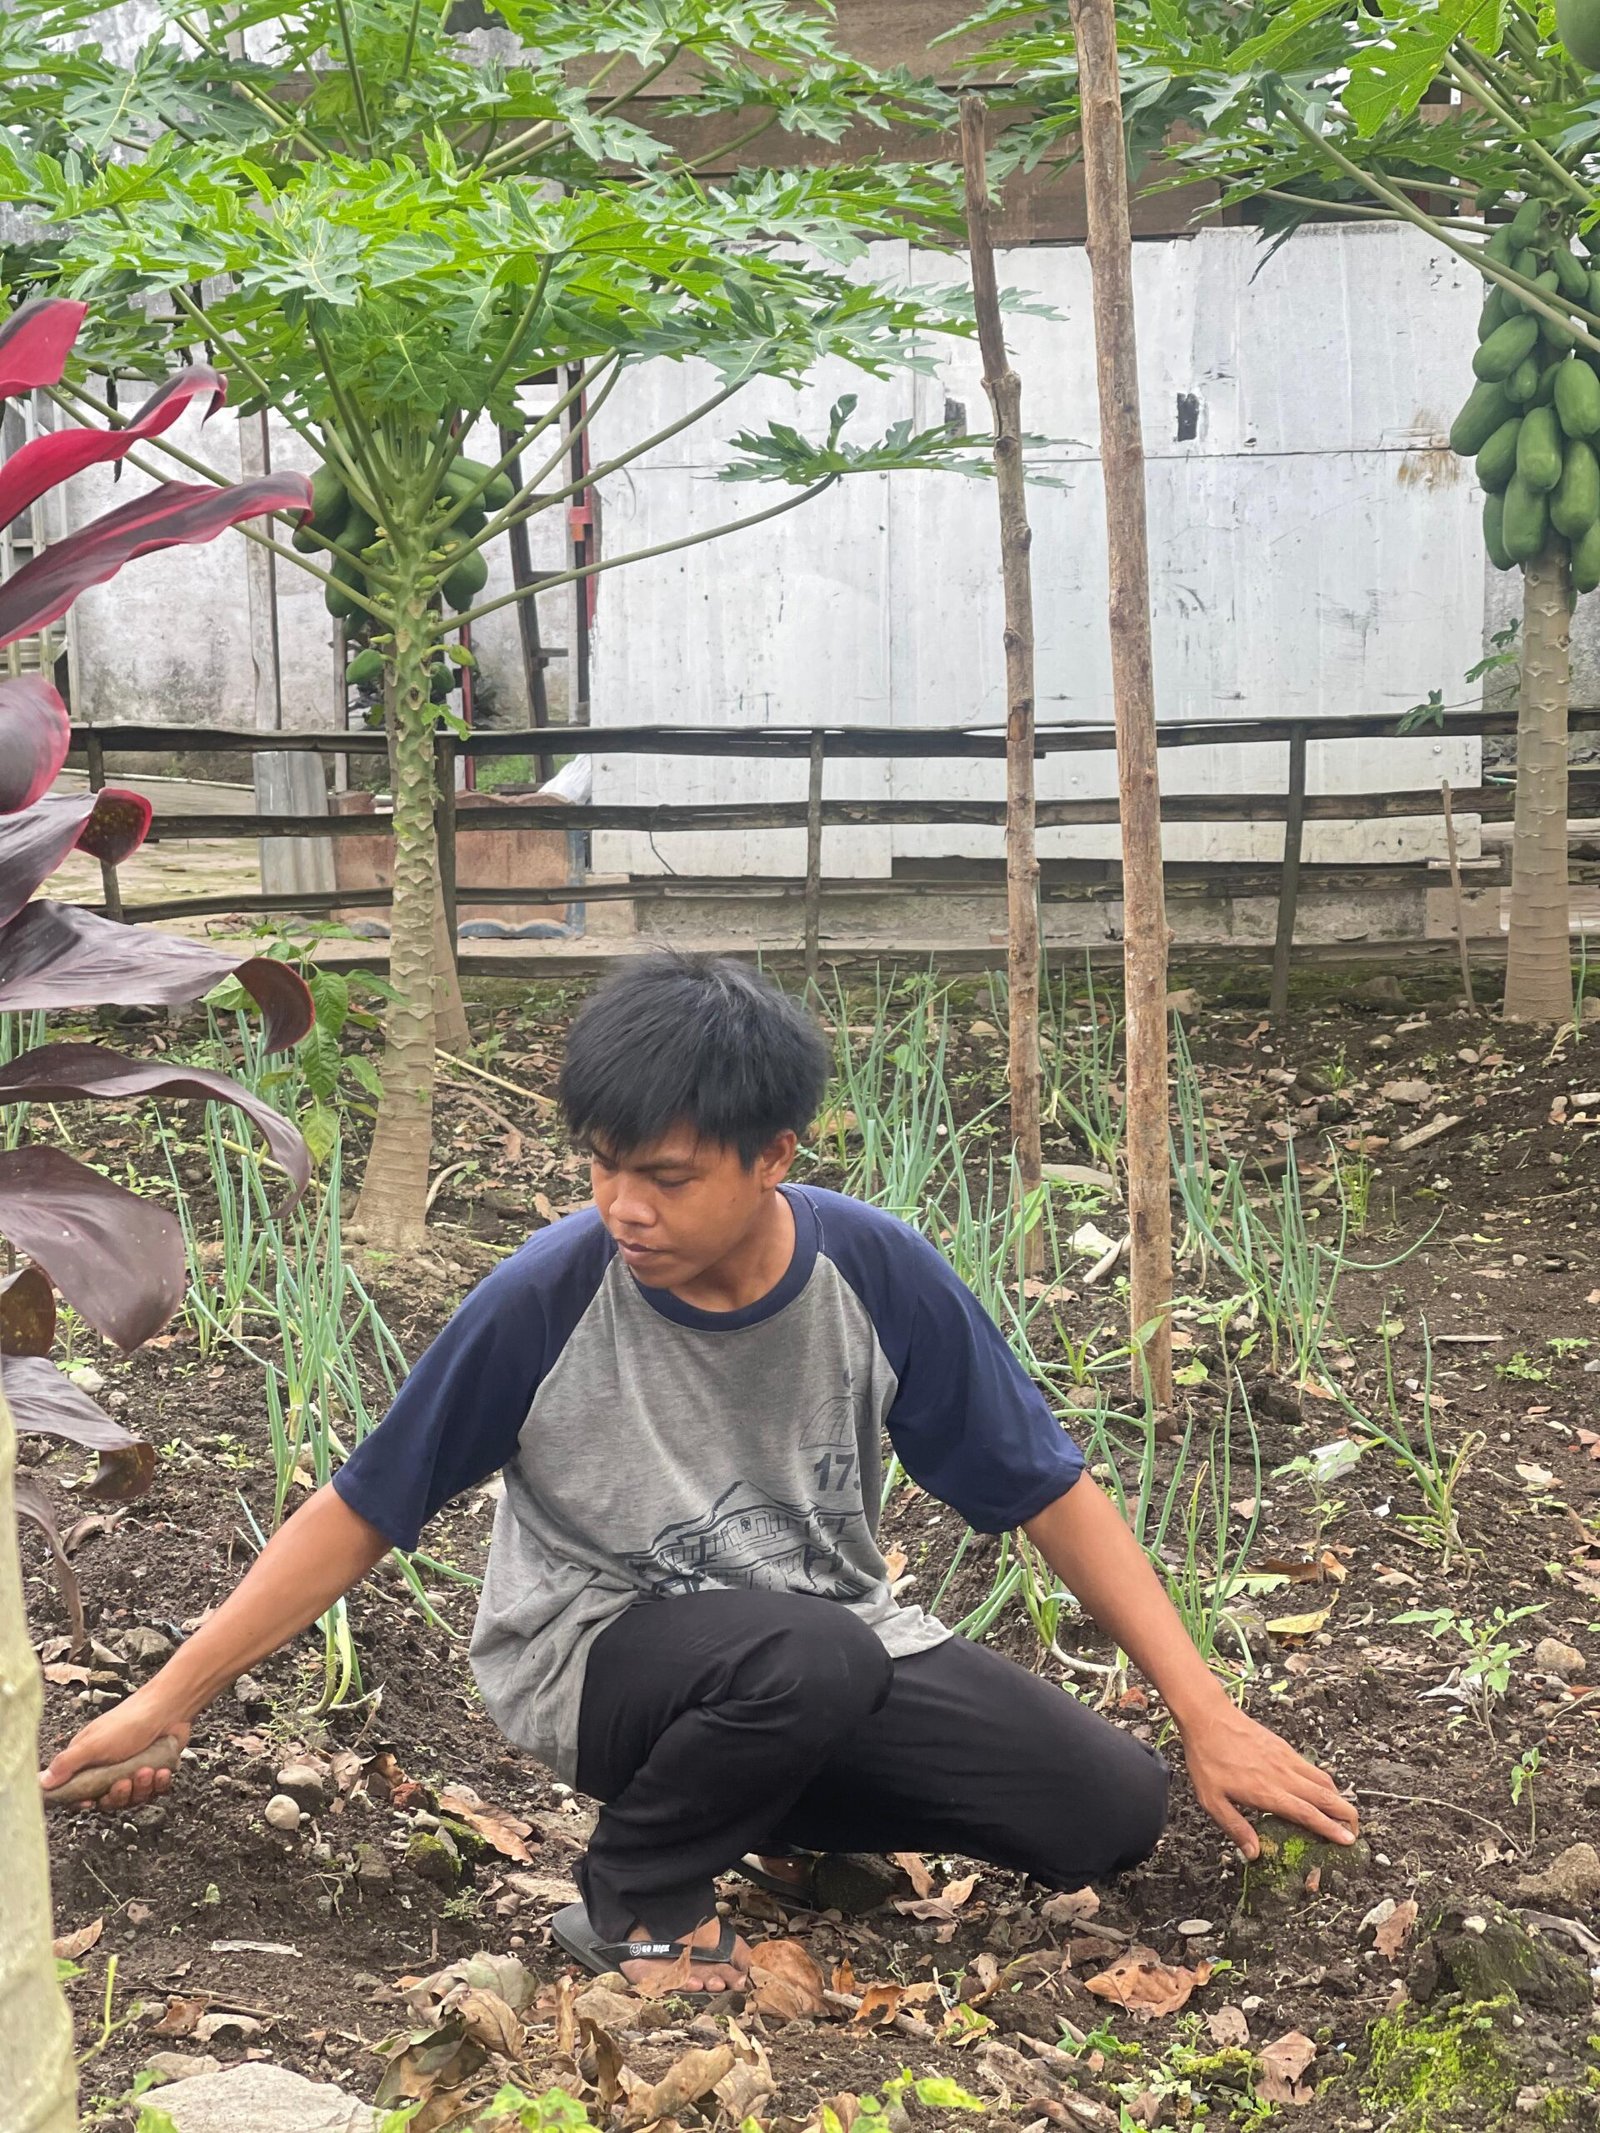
[
  {"xmin": 309, "ymin": 463, "xmax": 348, "ymax": 527},
  {"xmin": 340, "ymin": 506, "xmax": 378, "ymax": 560},
  {"xmin": 446, "ymin": 455, "xmax": 516, "ymax": 512},
  {"xmin": 1502, "ymin": 471, "xmax": 1550, "ymax": 562},
  {"xmin": 1573, "ymin": 514, "xmax": 1600, "ymax": 592},
  {"xmin": 1533, "ymin": 360, "xmax": 1565, "ymax": 407},
  {"xmin": 1485, "ymin": 224, "xmax": 1518, "ymax": 266},
  {"xmin": 1480, "ymin": 285, "xmax": 1514, "ymax": 340},
  {"xmin": 345, "ymin": 648, "xmax": 385, "ymax": 689},
  {"xmin": 323, "ymin": 556, "xmax": 363, "ymax": 621},
  {"xmin": 1516, "ymin": 266, "xmax": 1561, "ymax": 315},
  {"xmin": 1450, "ymin": 378, "xmax": 1515, "ymax": 455},
  {"xmin": 1554, "ymin": 245, "xmax": 1590, "ymax": 302},
  {"xmin": 1474, "ymin": 314, "xmax": 1540, "ymax": 381},
  {"xmin": 1557, "ymin": 0, "xmax": 1600, "ymax": 70},
  {"xmin": 1507, "ymin": 198, "xmax": 1544, "ymax": 249},
  {"xmin": 1476, "ymin": 417, "xmax": 1522, "ymax": 494},
  {"xmin": 1483, "ymin": 491, "xmax": 1514, "ymax": 572},
  {"xmin": 1506, "ymin": 356, "xmax": 1542, "ymax": 406},
  {"xmin": 1552, "ymin": 438, "xmax": 1600, "ymax": 537},
  {"xmin": 1555, "ymin": 357, "xmax": 1600, "ymax": 437},
  {"xmin": 1588, "ymin": 267, "xmax": 1600, "ymax": 313},
  {"xmin": 441, "ymin": 545, "xmax": 489, "ymax": 609},
  {"xmin": 453, "ymin": 500, "xmax": 488, "ymax": 538},
  {"xmin": 1517, "ymin": 404, "xmax": 1565, "ymax": 490}
]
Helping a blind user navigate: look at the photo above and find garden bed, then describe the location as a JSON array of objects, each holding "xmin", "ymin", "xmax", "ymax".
[{"xmin": 23, "ymin": 961, "xmax": 1600, "ymax": 2131}]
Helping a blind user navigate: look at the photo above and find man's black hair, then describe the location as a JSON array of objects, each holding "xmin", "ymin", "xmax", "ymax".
[{"xmin": 559, "ymin": 952, "xmax": 831, "ymax": 1165}]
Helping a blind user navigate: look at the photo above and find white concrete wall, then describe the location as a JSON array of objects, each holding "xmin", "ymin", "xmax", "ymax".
[{"xmin": 587, "ymin": 219, "xmax": 1487, "ymax": 875}]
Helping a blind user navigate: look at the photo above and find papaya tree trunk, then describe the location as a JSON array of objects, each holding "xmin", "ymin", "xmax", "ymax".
[
  {"xmin": 1503, "ymin": 542, "xmax": 1573, "ymax": 1023},
  {"xmin": 0, "ymin": 1386, "xmax": 79, "ymax": 2133},
  {"xmin": 352, "ymin": 569, "xmax": 440, "ymax": 1249}
]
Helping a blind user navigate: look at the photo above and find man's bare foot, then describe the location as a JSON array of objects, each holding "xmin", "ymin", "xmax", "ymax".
[{"xmin": 620, "ymin": 1914, "xmax": 751, "ymax": 1996}]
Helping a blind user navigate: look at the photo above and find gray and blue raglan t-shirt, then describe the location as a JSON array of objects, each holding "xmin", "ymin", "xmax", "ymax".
[{"xmin": 332, "ymin": 1184, "xmax": 1085, "ymax": 1781}]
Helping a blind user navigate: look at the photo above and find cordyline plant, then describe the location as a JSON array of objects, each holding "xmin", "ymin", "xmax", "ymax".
[
  {"xmin": 0, "ymin": 300, "xmax": 314, "ymax": 2133},
  {"xmin": 0, "ymin": 0, "xmax": 995, "ymax": 1247},
  {"xmin": 963, "ymin": 0, "xmax": 1596, "ymax": 1022}
]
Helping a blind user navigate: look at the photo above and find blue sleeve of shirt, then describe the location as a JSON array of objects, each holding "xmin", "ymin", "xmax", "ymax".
[
  {"xmin": 803, "ymin": 1187, "xmax": 1084, "ymax": 1533},
  {"xmin": 331, "ymin": 1210, "xmax": 613, "ymax": 1551}
]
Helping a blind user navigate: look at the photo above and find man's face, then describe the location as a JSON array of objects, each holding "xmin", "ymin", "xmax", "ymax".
[{"xmin": 588, "ymin": 1124, "xmax": 797, "ymax": 1289}]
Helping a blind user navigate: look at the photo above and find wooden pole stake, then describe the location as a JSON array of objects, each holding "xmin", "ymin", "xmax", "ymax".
[
  {"xmin": 1441, "ymin": 778, "xmax": 1477, "ymax": 1013},
  {"xmin": 1065, "ymin": 0, "xmax": 1174, "ymax": 1405},
  {"xmin": 961, "ymin": 95, "xmax": 1044, "ymax": 1274},
  {"xmin": 804, "ymin": 730, "xmax": 826, "ymax": 995},
  {"xmin": 1269, "ymin": 723, "xmax": 1308, "ymax": 1023}
]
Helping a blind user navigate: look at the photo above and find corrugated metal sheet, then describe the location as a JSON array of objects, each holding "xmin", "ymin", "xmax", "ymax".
[{"xmin": 590, "ymin": 220, "xmax": 1486, "ymax": 878}]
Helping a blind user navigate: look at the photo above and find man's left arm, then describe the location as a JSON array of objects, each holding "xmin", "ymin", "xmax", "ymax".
[{"xmin": 1024, "ymin": 1477, "xmax": 1359, "ymax": 1857}]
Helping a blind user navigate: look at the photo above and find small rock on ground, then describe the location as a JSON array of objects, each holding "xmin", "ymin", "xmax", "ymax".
[
  {"xmin": 154, "ymin": 2062, "xmax": 375, "ymax": 2133},
  {"xmin": 1531, "ymin": 1637, "xmax": 1585, "ymax": 1679},
  {"xmin": 1516, "ymin": 1842, "xmax": 1600, "ymax": 1910}
]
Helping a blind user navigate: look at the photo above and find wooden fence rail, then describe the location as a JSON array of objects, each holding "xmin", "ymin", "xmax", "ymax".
[{"xmin": 58, "ymin": 707, "xmax": 1598, "ymax": 983}]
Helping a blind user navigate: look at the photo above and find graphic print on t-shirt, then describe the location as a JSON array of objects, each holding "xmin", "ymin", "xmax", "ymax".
[{"xmin": 625, "ymin": 1391, "xmax": 870, "ymax": 1599}]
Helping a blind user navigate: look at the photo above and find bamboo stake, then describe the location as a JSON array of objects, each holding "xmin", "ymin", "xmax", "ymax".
[
  {"xmin": 960, "ymin": 95, "xmax": 1044, "ymax": 1275},
  {"xmin": 1065, "ymin": 0, "xmax": 1174, "ymax": 1406},
  {"xmin": 1441, "ymin": 778, "xmax": 1477, "ymax": 1013}
]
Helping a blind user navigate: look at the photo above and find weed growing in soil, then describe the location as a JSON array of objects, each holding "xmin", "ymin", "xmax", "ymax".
[{"xmin": 1394, "ymin": 1602, "xmax": 1546, "ymax": 1735}]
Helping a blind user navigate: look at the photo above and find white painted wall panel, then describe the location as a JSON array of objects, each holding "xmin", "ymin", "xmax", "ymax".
[{"xmin": 591, "ymin": 220, "xmax": 1488, "ymax": 879}]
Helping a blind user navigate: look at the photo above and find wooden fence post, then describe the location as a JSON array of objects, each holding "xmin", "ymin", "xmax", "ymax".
[
  {"xmin": 1441, "ymin": 779, "xmax": 1477, "ymax": 1013},
  {"xmin": 804, "ymin": 730, "xmax": 826, "ymax": 994},
  {"xmin": 1269, "ymin": 722, "xmax": 1308, "ymax": 1023},
  {"xmin": 1066, "ymin": 0, "xmax": 1174, "ymax": 1407},
  {"xmin": 960, "ymin": 94, "xmax": 1044, "ymax": 1272}
]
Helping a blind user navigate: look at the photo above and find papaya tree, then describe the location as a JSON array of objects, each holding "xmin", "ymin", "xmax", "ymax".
[
  {"xmin": 0, "ymin": 0, "xmax": 988, "ymax": 1247},
  {"xmin": 0, "ymin": 299, "xmax": 313, "ymax": 2133},
  {"xmin": 965, "ymin": 0, "xmax": 1600, "ymax": 1021}
]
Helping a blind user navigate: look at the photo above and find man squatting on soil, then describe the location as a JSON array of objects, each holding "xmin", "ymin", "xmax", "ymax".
[{"xmin": 44, "ymin": 954, "xmax": 1359, "ymax": 1995}]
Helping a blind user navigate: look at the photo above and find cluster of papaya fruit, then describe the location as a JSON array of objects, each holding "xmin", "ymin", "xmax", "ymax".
[
  {"xmin": 1450, "ymin": 199, "xmax": 1600, "ymax": 590},
  {"xmin": 293, "ymin": 452, "xmax": 514, "ymax": 623}
]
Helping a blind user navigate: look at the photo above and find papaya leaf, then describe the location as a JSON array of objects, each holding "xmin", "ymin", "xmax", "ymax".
[{"xmin": 1345, "ymin": 0, "xmax": 1505, "ymax": 138}]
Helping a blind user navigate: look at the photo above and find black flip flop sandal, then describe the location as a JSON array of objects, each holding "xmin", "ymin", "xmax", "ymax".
[{"xmin": 550, "ymin": 1902, "xmax": 745, "ymax": 1993}]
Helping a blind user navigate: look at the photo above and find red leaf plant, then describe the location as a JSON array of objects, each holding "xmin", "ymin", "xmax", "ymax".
[{"xmin": 0, "ymin": 298, "xmax": 316, "ymax": 1643}]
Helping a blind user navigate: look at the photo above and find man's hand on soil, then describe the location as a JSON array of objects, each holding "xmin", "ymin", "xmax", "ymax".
[
  {"xmin": 1179, "ymin": 1701, "xmax": 1359, "ymax": 1858},
  {"xmin": 40, "ymin": 1695, "xmax": 191, "ymax": 1813}
]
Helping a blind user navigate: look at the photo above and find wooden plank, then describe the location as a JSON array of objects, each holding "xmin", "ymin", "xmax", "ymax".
[
  {"xmin": 65, "ymin": 705, "xmax": 1600, "ymax": 761},
  {"xmin": 145, "ymin": 775, "xmax": 1600, "ymax": 843},
  {"xmin": 1269, "ymin": 722, "xmax": 1308, "ymax": 1021}
]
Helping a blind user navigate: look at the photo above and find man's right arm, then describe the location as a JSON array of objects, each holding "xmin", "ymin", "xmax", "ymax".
[{"xmin": 41, "ymin": 1484, "xmax": 390, "ymax": 1811}]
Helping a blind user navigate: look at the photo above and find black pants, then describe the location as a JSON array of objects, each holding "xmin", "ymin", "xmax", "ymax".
[{"xmin": 573, "ymin": 1588, "xmax": 1169, "ymax": 1943}]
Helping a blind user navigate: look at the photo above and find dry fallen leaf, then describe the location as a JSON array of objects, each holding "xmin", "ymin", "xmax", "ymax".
[
  {"xmin": 1265, "ymin": 1607, "xmax": 1332, "ymax": 1639},
  {"xmin": 151, "ymin": 1996, "xmax": 207, "ymax": 2038},
  {"xmin": 453, "ymin": 1987, "xmax": 524, "ymax": 2058},
  {"xmin": 1364, "ymin": 1896, "xmax": 1420, "ymax": 1962},
  {"xmin": 854, "ymin": 1983, "xmax": 907, "ymax": 2027},
  {"xmin": 943, "ymin": 1871, "xmax": 980, "ymax": 1909},
  {"xmin": 890, "ymin": 1851, "xmax": 935, "ymax": 1898},
  {"xmin": 1041, "ymin": 1887, "xmax": 1101, "ymax": 1930},
  {"xmin": 1257, "ymin": 2029, "xmax": 1318, "ymax": 2106},
  {"xmin": 437, "ymin": 1786, "xmax": 534, "ymax": 1864},
  {"xmin": 623, "ymin": 2044, "xmax": 735, "ymax": 2126},
  {"xmin": 51, "ymin": 1917, "xmax": 103, "ymax": 1962},
  {"xmin": 1206, "ymin": 2004, "xmax": 1250, "ymax": 2047},
  {"xmin": 749, "ymin": 1938, "xmax": 827, "ymax": 2021},
  {"xmin": 883, "ymin": 1546, "xmax": 908, "ymax": 1581},
  {"xmin": 1084, "ymin": 1946, "xmax": 1211, "ymax": 2021}
]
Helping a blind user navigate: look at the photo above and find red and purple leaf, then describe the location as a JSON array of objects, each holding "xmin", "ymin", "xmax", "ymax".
[
  {"xmin": 0, "ymin": 1264, "xmax": 56, "ymax": 1355},
  {"xmin": 0, "ymin": 473, "xmax": 314, "ymax": 651},
  {"xmin": 0, "ymin": 902, "xmax": 313, "ymax": 1049},
  {"xmin": 0, "ymin": 1144, "xmax": 185, "ymax": 1351},
  {"xmin": 0, "ymin": 676, "xmax": 73, "ymax": 815},
  {"xmin": 4, "ymin": 1355, "xmax": 155, "ymax": 1501},
  {"xmin": 13, "ymin": 1468, "xmax": 87, "ymax": 1655},
  {"xmin": 0, "ymin": 789, "xmax": 153, "ymax": 926},
  {"xmin": 0, "ymin": 1042, "xmax": 310, "ymax": 1201},
  {"xmin": 0, "ymin": 298, "xmax": 87, "ymax": 400},
  {"xmin": 0, "ymin": 366, "xmax": 229, "ymax": 530}
]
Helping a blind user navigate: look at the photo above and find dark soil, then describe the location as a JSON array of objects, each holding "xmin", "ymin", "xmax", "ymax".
[{"xmin": 24, "ymin": 962, "xmax": 1600, "ymax": 2131}]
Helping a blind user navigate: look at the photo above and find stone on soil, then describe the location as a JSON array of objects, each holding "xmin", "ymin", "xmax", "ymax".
[
  {"xmin": 263, "ymin": 1793, "xmax": 303, "ymax": 1833},
  {"xmin": 274, "ymin": 1758, "xmax": 333, "ymax": 1811},
  {"xmin": 1515, "ymin": 1842, "xmax": 1600, "ymax": 1911},
  {"xmin": 1531, "ymin": 1637, "xmax": 1585, "ymax": 1679},
  {"xmin": 405, "ymin": 1827, "xmax": 462, "ymax": 1887},
  {"xmin": 153, "ymin": 2062, "xmax": 375, "ymax": 2132},
  {"xmin": 122, "ymin": 1626, "xmax": 175, "ymax": 1666},
  {"xmin": 1419, "ymin": 1909, "xmax": 1592, "ymax": 2018},
  {"xmin": 1241, "ymin": 1816, "xmax": 1371, "ymax": 1913},
  {"xmin": 144, "ymin": 2053, "xmax": 222, "ymax": 2084}
]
